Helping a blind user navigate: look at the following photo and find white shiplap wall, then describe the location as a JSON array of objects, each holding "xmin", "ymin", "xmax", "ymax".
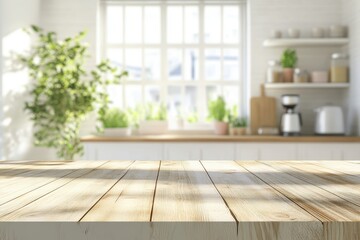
[
  {"xmin": 40, "ymin": 0, "xmax": 99, "ymax": 69},
  {"xmin": 248, "ymin": 0, "xmax": 348, "ymax": 134},
  {"xmin": 39, "ymin": 0, "xmax": 100, "ymax": 137},
  {"xmin": 342, "ymin": 0, "xmax": 360, "ymax": 135}
]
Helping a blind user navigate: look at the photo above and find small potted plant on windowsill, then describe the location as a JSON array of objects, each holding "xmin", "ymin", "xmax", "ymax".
[
  {"xmin": 281, "ymin": 48, "xmax": 298, "ymax": 82},
  {"xmin": 208, "ymin": 96, "xmax": 229, "ymax": 135},
  {"xmin": 230, "ymin": 117, "xmax": 248, "ymax": 136},
  {"xmin": 101, "ymin": 108, "xmax": 132, "ymax": 137},
  {"xmin": 139, "ymin": 103, "xmax": 168, "ymax": 135}
]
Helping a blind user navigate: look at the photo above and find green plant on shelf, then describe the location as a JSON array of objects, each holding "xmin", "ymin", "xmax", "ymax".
[
  {"xmin": 281, "ymin": 48, "xmax": 298, "ymax": 68},
  {"xmin": 144, "ymin": 103, "xmax": 167, "ymax": 121},
  {"xmin": 208, "ymin": 96, "xmax": 227, "ymax": 122},
  {"xmin": 21, "ymin": 25, "xmax": 127, "ymax": 161},
  {"xmin": 230, "ymin": 117, "xmax": 248, "ymax": 128},
  {"xmin": 187, "ymin": 112, "xmax": 199, "ymax": 123},
  {"xmin": 127, "ymin": 105, "xmax": 143, "ymax": 129},
  {"xmin": 101, "ymin": 108, "xmax": 129, "ymax": 128}
]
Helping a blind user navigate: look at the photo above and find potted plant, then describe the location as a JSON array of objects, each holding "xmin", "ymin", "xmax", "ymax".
[
  {"xmin": 208, "ymin": 96, "xmax": 228, "ymax": 135},
  {"xmin": 281, "ymin": 48, "xmax": 298, "ymax": 82},
  {"xmin": 101, "ymin": 108, "xmax": 131, "ymax": 137},
  {"xmin": 139, "ymin": 103, "xmax": 168, "ymax": 135},
  {"xmin": 230, "ymin": 117, "xmax": 248, "ymax": 135},
  {"xmin": 21, "ymin": 26, "xmax": 127, "ymax": 160}
]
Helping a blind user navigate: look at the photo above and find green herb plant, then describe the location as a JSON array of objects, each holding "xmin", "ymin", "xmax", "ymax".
[
  {"xmin": 144, "ymin": 103, "xmax": 167, "ymax": 121},
  {"xmin": 101, "ymin": 108, "xmax": 129, "ymax": 128},
  {"xmin": 187, "ymin": 112, "xmax": 199, "ymax": 123},
  {"xmin": 231, "ymin": 117, "xmax": 247, "ymax": 128},
  {"xmin": 281, "ymin": 48, "xmax": 298, "ymax": 68},
  {"xmin": 21, "ymin": 25, "xmax": 127, "ymax": 160},
  {"xmin": 208, "ymin": 96, "xmax": 227, "ymax": 122}
]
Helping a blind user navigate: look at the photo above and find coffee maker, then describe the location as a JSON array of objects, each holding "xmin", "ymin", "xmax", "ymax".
[{"xmin": 280, "ymin": 94, "xmax": 302, "ymax": 136}]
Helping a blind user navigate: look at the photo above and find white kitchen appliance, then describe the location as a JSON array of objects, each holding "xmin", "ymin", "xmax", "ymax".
[
  {"xmin": 314, "ymin": 106, "xmax": 345, "ymax": 135},
  {"xmin": 280, "ymin": 95, "xmax": 302, "ymax": 136}
]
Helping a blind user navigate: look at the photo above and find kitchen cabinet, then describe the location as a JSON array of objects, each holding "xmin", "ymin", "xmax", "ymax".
[
  {"xmin": 235, "ymin": 144, "xmax": 259, "ymax": 160},
  {"xmin": 297, "ymin": 143, "xmax": 342, "ymax": 160},
  {"xmin": 84, "ymin": 142, "xmax": 163, "ymax": 161},
  {"xmin": 236, "ymin": 143, "xmax": 297, "ymax": 161},
  {"xmin": 340, "ymin": 144, "xmax": 360, "ymax": 160},
  {"xmin": 200, "ymin": 143, "xmax": 235, "ymax": 160},
  {"xmin": 83, "ymin": 140, "xmax": 360, "ymax": 161},
  {"xmin": 163, "ymin": 143, "xmax": 201, "ymax": 160}
]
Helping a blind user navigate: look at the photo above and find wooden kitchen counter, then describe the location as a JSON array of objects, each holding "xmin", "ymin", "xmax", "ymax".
[
  {"xmin": 0, "ymin": 160, "xmax": 359, "ymax": 240},
  {"xmin": 81, "ymin": 134, "xmax": 360, "ymax": 143}
]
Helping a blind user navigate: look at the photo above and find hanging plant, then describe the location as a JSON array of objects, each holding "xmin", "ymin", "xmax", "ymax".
[{"xmin": 20, "ymin": 25, "xmax": 127, "ymax": 160}]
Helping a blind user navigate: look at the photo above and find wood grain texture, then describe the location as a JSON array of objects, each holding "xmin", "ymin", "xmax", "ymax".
[
  {"xmin": 151, "ymin": 161, "xmax": 237, "ymax": 240},
  {"xmin": 201, "ymin": 161, "xmax": 322, "ymax": 240},
  {"xmin": 0, "ymin": 161, "xmax": 106, "ymax": 218},
  {"xmin": 250, "ymin": 89, "xmax": 277, "ymax": 135},
  {"xmin": 273, "ymin": 161, "xmax": 360, "ymax": 207},
  {"xmin": 2, "ymin": 161, "xmax": 133, "ymax": 221},
  {"xmin": 238, "ymin": 161, "xmax": 360, "ymax": 240},
  {"xmin": 0, "ymin": 160, "xmax": 359, "ymax": 240},
  {"xmin": 82, "ymin": 161, "xmax": 160, "ymax": 221}
]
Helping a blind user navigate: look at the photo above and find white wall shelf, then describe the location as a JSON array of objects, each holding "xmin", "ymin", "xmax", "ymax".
[
  {"xmin": 265, "ymin": 83, "xmax": 350, "ymax": 89},
  {"xmin": 263, "ymin": 38, "xmax": 349, "ymax": 48}
]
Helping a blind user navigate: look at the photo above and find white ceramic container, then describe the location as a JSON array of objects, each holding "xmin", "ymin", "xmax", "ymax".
[
  {"xmin": 139, "ymin": 120, "xmax": 168, "ymax": 135},
  {"xmin": 103, "ymin": 128, "xmax": 132, "ymax": 137}
]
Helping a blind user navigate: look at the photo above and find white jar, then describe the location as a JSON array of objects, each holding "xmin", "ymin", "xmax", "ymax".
[
  {"xmin": 267, "ymin": 60, "xmax": 283, "ymax": 83},
  {"xmin": 331, "ymin": 53, "xmax": 349, "ymax": 83}
]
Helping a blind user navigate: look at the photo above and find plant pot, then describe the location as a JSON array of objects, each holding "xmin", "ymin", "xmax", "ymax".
[
  {"xmin": 230, "ymin": 127, "xmax": 247, "ymax": 136},
  {"xmin": 139, "ymin": 120, "xmax": 168, "ymax": 135},
  {"xmin": 103, "ymin": 128, "xmax": 132, "ymax": 137},
  {"xmin": 283, "ymin": 68, "xmax": 294, "ymax": 82},
  {"xmin": 214, "ymin": 121, "xmax": 229, "ymax": 135}
]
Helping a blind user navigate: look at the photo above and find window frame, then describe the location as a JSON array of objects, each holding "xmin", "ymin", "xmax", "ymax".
[{"xmin": 100, "ymin": 0, "xmax": 248, "ymax": 121}]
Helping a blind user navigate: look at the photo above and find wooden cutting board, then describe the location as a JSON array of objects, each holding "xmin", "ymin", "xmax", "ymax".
[{"xmin": 250, "ymin": 85, "xmax": 277, "ymax": 134}]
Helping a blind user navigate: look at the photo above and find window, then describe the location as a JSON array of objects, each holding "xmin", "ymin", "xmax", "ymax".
[{"xmin": 102, "ymin": 0, "xmax": 246, "ymax": 121}]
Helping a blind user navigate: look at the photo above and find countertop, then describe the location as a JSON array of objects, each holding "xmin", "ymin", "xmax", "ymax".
[
  {"xmin": 0, "ymin": 160, "xmax": 359, "ymax": 240},
  {"xmin": 80, "ymin": 134, "xmax": 360, "ymax": 143}
]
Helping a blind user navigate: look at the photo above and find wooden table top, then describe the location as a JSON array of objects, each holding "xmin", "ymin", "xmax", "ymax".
[{"xmin": 0, "ymin": 160, "xmax": 359, "ymax": 240}]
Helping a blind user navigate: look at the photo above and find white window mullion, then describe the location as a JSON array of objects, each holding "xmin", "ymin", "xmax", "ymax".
[
  {"xmin": 122, "ymin": 6, "xmax": 127, "ymax": 109},
  {"xmin": 220, "ymin": 5, "xmax": 224, "ymax": 97},
  {"xmin": 161, "ymin": 2, "xmax": 167, "ymax": 105},
  {"xmin": 141, "ymin": 6, "xmax": 145, "ymax": 105},
  {"xmin": 198, "ymin": 2, "xmax": 206, "ymax": 121}
]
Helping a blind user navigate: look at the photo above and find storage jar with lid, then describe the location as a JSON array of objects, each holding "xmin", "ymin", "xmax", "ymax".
[
  {"xmin": 331, "ymin": 53, "xmax": 349, "ymax": 83},
  {"xmin": 267, "ymin": 60, "xmax": 283, "ymax": 83},
  {"xmin": 293, "ymin": 68, "xmax": 309, "ymax": 83}
]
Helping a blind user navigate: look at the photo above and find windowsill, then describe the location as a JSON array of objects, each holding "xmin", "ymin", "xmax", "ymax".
[{"xmin": 80, "ymin": 135, "xmax": 360, "ymax": 143}]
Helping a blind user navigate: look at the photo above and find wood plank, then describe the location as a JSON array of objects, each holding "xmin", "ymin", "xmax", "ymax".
[
  {"xmin": 201, "ymin": 161, "xmax": 322, "ymax": 240},
  {"xmin": 238, "ymin": 161, "xmax": 360, "ymax": 240},
  {"xmin": 239, "ymin": 161, "xmax": 360, "ymax": 221},
  {"xmin": 82, "ymin": 161, "xmax": 160, "ymax": 221},
  {"xmin": 1, "ymin": 161, "xmax": 133, "ymax": 221},
  {"xmin": 0, "ymin": 161, "xmax": 107, "ymax": 218},
  {"xmin": 151, "ymin": 161, "xmax": 237, "ymax": 240},
  {"xmin": 0, "ymin": 161, "xmax": 102, "ymax": 206},
  {"xmin": 275, "ymin": 161, "xmax": 360, "ymax": 207},
  {"xmin": 309, "ymin": 161, "xmax": 360, "ymax": 176}
]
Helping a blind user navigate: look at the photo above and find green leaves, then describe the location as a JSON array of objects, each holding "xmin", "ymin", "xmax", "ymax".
[
  {"xmin": 21, "ymin": 25, "xmax": 126, "ymax": 160},
  {"xmin": 208, "ymin": 96, "xmax": 227, "ymax": 122},
  {"xmin": 144, "ymin": 103, "xmax": 167, "ymax": 121},
  {"xmin": 101, "ymin": 108, "xmax": 129, "ymax": 128},
  {"xmin": 281, "ymin": 48, "xmax": 298, "ymax": 68}
]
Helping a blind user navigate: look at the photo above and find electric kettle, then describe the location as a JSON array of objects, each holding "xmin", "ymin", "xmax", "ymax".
[{"xmin": 314, "ymin": 106, "xmax": 345, "ymax": 135}]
